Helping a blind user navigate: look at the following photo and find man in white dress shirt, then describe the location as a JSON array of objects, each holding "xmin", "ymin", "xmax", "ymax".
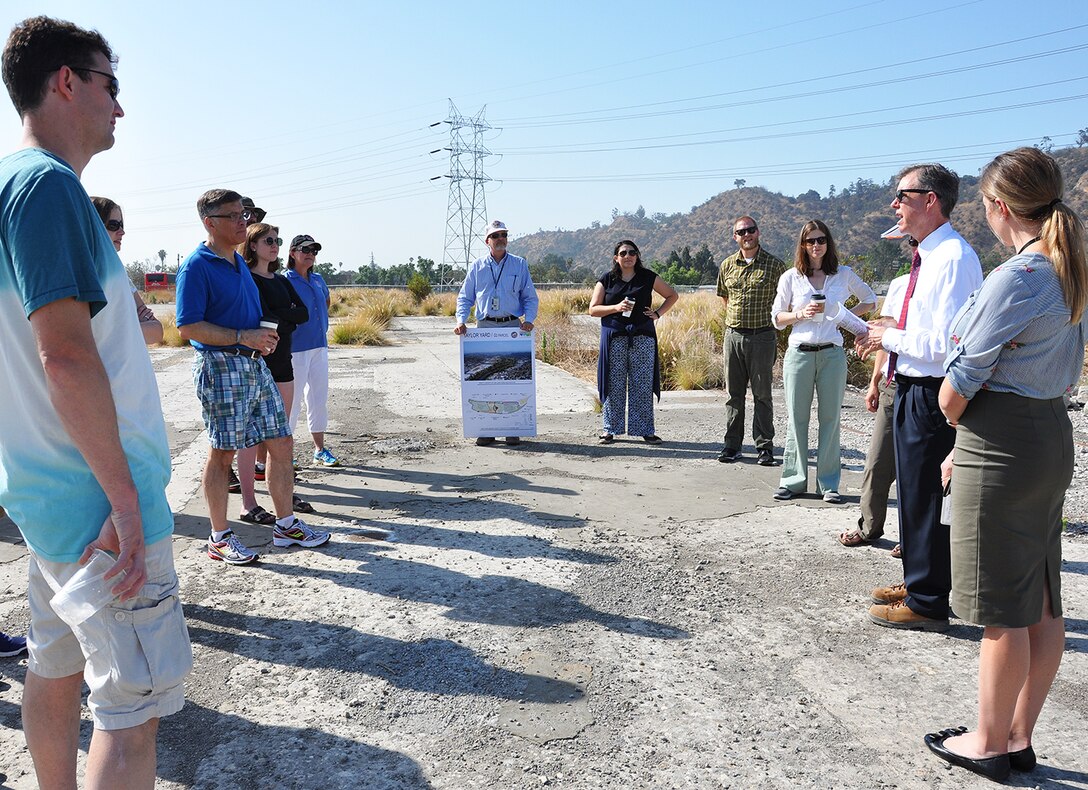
[{"xmin": 859, "ymin": 164, "xmax": 983, "ymax": 631}]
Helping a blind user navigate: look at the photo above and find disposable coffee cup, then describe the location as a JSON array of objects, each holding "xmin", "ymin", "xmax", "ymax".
[
  {"xmin": 259, "ymin": 320, "xmax": 278, "ymax": 331},
  {"xmin": 811, "ymin": 293, "xmax": 826, "ymax": 322},
  {"xmin": 621, "ymin": 298, "xmax": 633, "ymax": 318},
  {"xmin": 49, "ymin": 549, "xmax": 121, "ymax": 627}
]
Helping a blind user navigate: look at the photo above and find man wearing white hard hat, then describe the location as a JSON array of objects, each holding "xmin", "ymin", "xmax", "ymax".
[{"xmin": 454, "ymin": 219, "xmax": 539, "ymax": 446}]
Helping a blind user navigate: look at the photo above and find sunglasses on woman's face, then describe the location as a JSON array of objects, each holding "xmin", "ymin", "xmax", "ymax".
[
  {"xmin": 106, "ymin": 220, "xmax": 123, "ymax": 232},
  {"xmin": 262, "ymin": 237, "xmax": 283, "ymax": 246},
  {"xmin": 804, "ymin": 236, "xmax": 828, "ymax": 246},
  {"xmin": 617, "ymin": 249, "xmax": 638, "ymax": 258},
  {"xmin": 298, "ymin": 245, "xmax": 319, "ymax": 255}
]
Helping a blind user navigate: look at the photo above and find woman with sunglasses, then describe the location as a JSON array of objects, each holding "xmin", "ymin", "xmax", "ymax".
[
  {"xmin": 285, "ymin": 235, "xmax": 339, "ymax": 468},
  {"xmin": 91, "ymin": 196, "xmax": 163, "ymax": 345},
  {"xmin": 770, "ymin": 220, "xmax": 875, "ymax": 503},
  {"xmin": 233, "ymin": 223, "xmax": 312, "ymax": 524},
  {"xmin": 924, "ymin": 147, "xmax": 1087, "ymax": 781},
  {"xmin": 588, "ymin": 240, "xmax": 678, "ymax": 444}
]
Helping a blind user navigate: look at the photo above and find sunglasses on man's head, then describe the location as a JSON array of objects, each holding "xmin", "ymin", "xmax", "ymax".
[
  {"xmin": 735, "ymin": 226, "xmax": 758, "ymax": 236},
  {"xmin": 105, "ymin": 219, "xmax": 123, "ymax": 232},
  {"xmin": 262, "ymin": 237, "xmax": 283, "ymax": 246}
]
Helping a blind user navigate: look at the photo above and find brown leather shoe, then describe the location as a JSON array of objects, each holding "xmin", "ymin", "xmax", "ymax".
[
  {"xmin": 869, "ymin": 600, "xmax": 949, "ymax": 631},
  {"xmin": 871, "ymin": 582, "xmax": 907, "ymax": 605}
]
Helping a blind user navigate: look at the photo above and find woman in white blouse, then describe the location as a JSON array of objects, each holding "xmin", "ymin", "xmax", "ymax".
[{"xmin": 771, "ymin": 220, "xmax": 875, "ymax": 503}]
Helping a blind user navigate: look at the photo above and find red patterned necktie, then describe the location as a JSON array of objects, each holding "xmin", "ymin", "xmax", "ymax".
[{"xmin": 887, "ymin": 246, "xmax": 922, "ymax": 379}]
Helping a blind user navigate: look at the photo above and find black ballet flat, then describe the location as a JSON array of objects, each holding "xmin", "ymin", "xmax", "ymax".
[
  {"xmin": 924, "ymin": 727, "xmax": 1010, "ymax": 782},
  {"xmin": 1009, "ymin": 745, "xmax": 1036, "ymax": 772}
]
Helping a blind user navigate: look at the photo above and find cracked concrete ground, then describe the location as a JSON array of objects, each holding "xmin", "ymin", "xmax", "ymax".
[{"xmin": 1, "ymin": 315, "xmax": 1086, "ymax": 789}]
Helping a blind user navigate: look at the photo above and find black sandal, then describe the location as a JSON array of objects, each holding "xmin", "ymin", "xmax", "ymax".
[
  {"xmin": 239, "ymin": 505, "xmax": 276, "ymax": 525},
  {"xmin": 598, "ymin": 434, "xmax": 614, "ymax": 444},
  {"xmin": 293, "ymin": 494, "xmax": 315, "ymax": 514},
  {"xmin": 643, "ymin": 435, "xmax": 663, "ymax": 445}
]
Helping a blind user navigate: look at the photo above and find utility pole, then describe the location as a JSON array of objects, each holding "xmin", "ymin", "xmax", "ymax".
[{"xmin": 431, "ymin": 100, "xmax": 495, "ymax": 290}]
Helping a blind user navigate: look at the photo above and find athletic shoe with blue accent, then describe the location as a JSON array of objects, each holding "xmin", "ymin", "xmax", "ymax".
[
  {"xmin": 0, "ymin": 631, "xmax": 27, "ymax": 657},
  {"xmin": 313, "ymin": 448, "xmax": 340, "ymax": 467},
  {"xmin": 207, "ymin": 531, "xmax": 259, "ymax": 565}
]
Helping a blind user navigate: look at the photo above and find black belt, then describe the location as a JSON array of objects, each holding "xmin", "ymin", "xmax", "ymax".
[
  {"xmin": 217, "ymin": 347, "xmax": 262, "ymax": 360},
  {"xmin": 482, "ymin": 315, "xmax": 519, "ymax": 323},
  {"xmin": 895, "ymin": 374, "xmax": 944, "ymax": 386},
  {"xmin": 728, "ymin": 325, "xmax": 773, "ymax": 335},
  {"xmin": 797, "ymin": 343, "xmax": 835, "ymax": 352}
]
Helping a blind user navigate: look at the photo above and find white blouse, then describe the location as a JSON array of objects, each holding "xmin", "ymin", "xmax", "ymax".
[{"xmin": 771, "ymin": 265, "xmax": 876, "ymax": 347}]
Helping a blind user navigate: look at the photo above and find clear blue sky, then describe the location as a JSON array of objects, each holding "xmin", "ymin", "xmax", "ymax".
[{"xmin": 2, "ymin": 1, "xmax": 1085, "ymax": 273}]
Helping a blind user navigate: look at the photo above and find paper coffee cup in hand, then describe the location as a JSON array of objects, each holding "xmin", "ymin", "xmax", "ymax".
[
  {"xmin": 49, "ymin": 549, "xmax": 121, "ymax": 627},
  {"xmin": 259, "ymin": 320, "xmax": 278, "ymax": 331}
]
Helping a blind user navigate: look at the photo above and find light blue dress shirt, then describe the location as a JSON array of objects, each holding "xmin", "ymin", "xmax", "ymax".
[
  {"xmin": 945, "ymin": 253, "xmax": 1088, "ymax": 400},
  {"xmin": 456, "ymin": 252, "xmax": 539, "ymax": 325}
]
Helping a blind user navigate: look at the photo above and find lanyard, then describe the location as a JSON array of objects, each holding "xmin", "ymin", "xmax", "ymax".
[{"xmin": 490, "ymin": 256, "xmax": 508, "ymax": 290}]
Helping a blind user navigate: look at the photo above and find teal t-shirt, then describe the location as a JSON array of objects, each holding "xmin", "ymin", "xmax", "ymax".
[{"xmin": 0, "ymin": 148, "xmax": 172, "ymax": 562}]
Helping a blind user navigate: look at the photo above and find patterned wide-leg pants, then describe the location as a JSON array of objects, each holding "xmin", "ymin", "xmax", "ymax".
[{"xmin": 603, "ymin": 334, "xmax": 655, "ymax": 436}]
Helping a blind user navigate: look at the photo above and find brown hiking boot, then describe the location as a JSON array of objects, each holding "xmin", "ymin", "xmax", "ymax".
[
  {"xmin": 871, "ymin": 582, "xmax": 907, "ymax": 605},
  {"xmin": 869, "ymin": 600, "xmax": 948, "ymax": 631}
]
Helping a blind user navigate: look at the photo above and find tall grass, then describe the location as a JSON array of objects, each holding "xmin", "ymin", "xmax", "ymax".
[{"xmin": 159, "ymin": 312, "xmax": 187, "ymax": 347}]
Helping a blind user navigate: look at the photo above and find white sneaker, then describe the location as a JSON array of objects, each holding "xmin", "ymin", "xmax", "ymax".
[{"xmin": 207, "ymin": 531, "xmax": 259, "ymax": 565}]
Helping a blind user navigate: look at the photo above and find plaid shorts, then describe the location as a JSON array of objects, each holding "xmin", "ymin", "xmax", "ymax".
[{"xmin": 193, "ymin": 350, "xmax": 290, "ymax": 450}]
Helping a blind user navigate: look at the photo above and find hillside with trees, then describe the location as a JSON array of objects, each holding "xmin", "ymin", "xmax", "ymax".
[{"xmin": 512, "ymin": 144, "xmax": 1088, "ymax": 284}]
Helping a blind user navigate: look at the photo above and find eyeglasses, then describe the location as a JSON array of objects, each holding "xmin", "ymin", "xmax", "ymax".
[
  {"xmin": 105, "ymin": 219, "xmax": 123, "ymax": 232},
  {"xmin": 894, "ymin": 188, "xmax": 931, "ymax": 203},
  {"xmin": 735, "ymin": 226, "xmax": 758, "ymax": 236},
  {"xmin": 298, "ymin": 245, "xmax": 320, "ymax": 254},
  {"xmin": 73, "ymin": 67, "xmax": 120, "ymax": 100},
  {"xmin": 262, "ymin": 237, "xmax": 283, "ymax": 246},
  {"xmin": 804, "ymin": 236, "xmax": 827, "ymax": 246},
  {"xmin": 208, "ymin": 212, "xmax": 247, "ymax": 223},
  {"xmin": 617, "ymin": 249, "xmax": 638, "ymax": 258},
  {"xmin": 489, "ymin": 232, "xmax": 508, "ymax": 240}
]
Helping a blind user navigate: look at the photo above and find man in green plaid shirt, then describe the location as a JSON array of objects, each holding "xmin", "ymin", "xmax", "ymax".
[{"xmin": 715, "ymin": 216, "xmax": 786, "ymax": 465}]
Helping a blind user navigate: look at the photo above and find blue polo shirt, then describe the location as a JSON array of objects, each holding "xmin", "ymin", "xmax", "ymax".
[
  {"xmin": 285, "ymin": 269, "xmax": 329, "ymax": 352},
  {"xmin": 175, "ymin": 243, "xmax": 263, "ymax": 350}
]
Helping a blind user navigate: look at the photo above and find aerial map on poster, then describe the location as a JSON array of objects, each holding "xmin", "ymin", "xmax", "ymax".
[{"xmin": 459, "ymin": 328, "xmax": 537, "ymax": 438}]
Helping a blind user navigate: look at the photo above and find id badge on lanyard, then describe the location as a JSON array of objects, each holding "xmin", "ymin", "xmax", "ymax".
[{"xmin": 491, "ymin": 295, "xmax": 500, "ymax": 312}]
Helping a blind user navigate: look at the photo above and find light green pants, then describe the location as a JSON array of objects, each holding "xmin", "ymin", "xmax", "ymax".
[{"xmin": 779, "ymin": 345, "xmax": 847, "ymax": 494}]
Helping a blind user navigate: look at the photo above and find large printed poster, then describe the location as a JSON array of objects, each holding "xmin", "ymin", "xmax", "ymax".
[{"xmin": 459, "ymin": 328, "xmax": 537, "ymax": 438}]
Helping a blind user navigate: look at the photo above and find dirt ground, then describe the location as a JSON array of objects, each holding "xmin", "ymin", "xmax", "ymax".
[{"xmin": 1, "ymin": 316, "xmax": 1086, "ymax": 789}]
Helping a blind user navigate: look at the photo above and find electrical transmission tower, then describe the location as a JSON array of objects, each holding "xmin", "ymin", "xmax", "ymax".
[{"xmin": 435, "ymin": 101, "xmax": 494, "ymax": 289}]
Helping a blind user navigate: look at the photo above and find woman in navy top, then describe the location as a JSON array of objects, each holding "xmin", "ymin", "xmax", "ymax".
[
  {"xmin": 587, "ymin": 240, "xmax": 678, "ymax": 444},
  {"xmin": 927, "ymin": 147, "xmax": 1088, "ymax": 781},
  {"xmin": 235, "ymin": 223, "xmax": 312, "ymax": 522}
]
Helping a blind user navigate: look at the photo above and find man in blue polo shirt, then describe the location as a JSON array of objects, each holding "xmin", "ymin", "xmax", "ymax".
[{"xmin": 176, "ymin": 189, "xmax": 329, "ymax": 564}]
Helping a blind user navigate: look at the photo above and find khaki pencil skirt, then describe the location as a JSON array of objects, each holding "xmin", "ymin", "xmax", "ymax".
[{"xmin": 950, "ymin": 389, "xmax": 1071, "ymax": 627}]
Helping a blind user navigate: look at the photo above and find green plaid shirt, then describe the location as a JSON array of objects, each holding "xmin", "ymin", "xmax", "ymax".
[{"xmin": 716, "ymin": 247, "xmax": 787, "ymax": 329}]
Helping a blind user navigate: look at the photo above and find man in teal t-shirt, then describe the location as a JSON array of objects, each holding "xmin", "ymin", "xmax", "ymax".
[{"xmin": 0, "ymin": 17, "xmax": 190, "ymax": 788}]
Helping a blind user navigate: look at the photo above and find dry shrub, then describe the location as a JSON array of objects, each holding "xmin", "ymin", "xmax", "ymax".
[
  {"xmin": 536, "ymin": 289, "xmax": 593, "ymax": 322},
  {"xmin": 656, "ymin": 324, "xmax": 724, "ymax": 390},
  {"xmin": 330, "ymin": 314, "xmax": 389, "ymax": 345},
  {"xmin": 328, "ymin": 288, "xmax": 366, "ymax": 317},
  {"xmin": 141, "ymin": 289, "xmax": 176, "ymax": 305},
  {"xmin": 159, "ymin": 312, "xmax": 187, "ymax": 347},
  {"xmin": 432, "ymin": 292, "xmax": 458, "ymax": 316},
  {"xmin": 418, "ymin": 294, "xmax": 444, "ymax": 316}
]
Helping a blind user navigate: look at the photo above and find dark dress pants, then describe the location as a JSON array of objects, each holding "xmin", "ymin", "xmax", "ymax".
[
  {"xmin": 723, "ymin": 328, "xmax": 776, "ymax": 451},
  {"xmin": 893, "ymin": 375, "xmax": 956, "ymax": 620}
]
